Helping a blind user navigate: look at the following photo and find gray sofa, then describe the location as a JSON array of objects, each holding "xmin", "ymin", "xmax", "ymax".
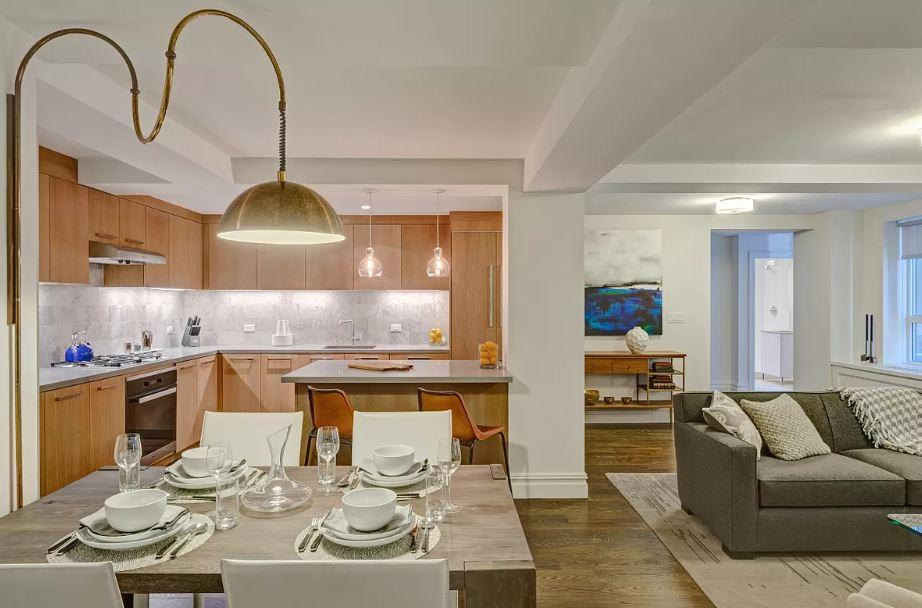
[{"xmin": 674, "ymin": 391, "xmax": 922, "ymax": 557}]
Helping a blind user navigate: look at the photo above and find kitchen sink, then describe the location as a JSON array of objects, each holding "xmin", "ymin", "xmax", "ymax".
[{"xmin": 323, "ymin": 345, "xmax": 377, "ymax": 349}]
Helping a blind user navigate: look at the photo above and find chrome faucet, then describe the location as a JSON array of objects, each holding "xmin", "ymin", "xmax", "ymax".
[{"xmin": 339, "ymin": 319, "xmax": 360, "ymax": 345}]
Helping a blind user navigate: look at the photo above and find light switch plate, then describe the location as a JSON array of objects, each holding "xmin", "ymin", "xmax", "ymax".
[
  {"xmin": 165, "ymin": 325, "xmax": 174, "ymax": 335},
  {"xmin": 390, "ymin": 323, "xmax": 402, "ymax": 333},
  {"xmin": 243, "ymin": 323, "xmax": 256, "ymax": 333},
  {"xmin": 666, "ymin": 313, "xmax": 686, "ymax": 324}
]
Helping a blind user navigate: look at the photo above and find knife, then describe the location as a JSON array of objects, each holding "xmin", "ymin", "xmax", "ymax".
[
  {"xmin": 47, "ymin": 532, "xmax": 75, "ymax": 554},
  {"xmin": 56, "ymin": 536, "xmax": 81, "ymax": 555},
  {"xmin": 422, "ymin": 526, "xmax": 431, "ymax": 554},
  {"xmin": 409, "ymin": 525, "xmax": 419, "ymax": 553}
]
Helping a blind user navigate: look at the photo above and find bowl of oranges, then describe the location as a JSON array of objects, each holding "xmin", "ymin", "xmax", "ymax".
[{"xmin": 479, "ymin": 341, "xmax": 499, "ymax": 369}]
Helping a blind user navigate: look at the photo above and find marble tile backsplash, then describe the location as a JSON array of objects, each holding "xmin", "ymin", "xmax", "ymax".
[{"xmin": 39, "ymin": 285, "xmax": 449, "ymax": 366}]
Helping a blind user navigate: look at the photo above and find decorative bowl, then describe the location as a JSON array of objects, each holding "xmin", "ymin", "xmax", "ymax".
[
  {"xmin": 621, "ymin": 396, "xmax": 633, "ymax": 405},
  {"xmin": 584, "ymin": 389, "xmax": 600, "ymax": 405},
  {"xmin": 104, "ymin": 489, "xmax": 168, "ymax": 532},
  {"xmin": 373, "ymin": 444, "xmax": 415, "ymax": 476},
  {"xmin": 342, "ymin": 488, "xmax": 397, "ymax": 532},
  {"xmin": 603, "ymin": 396, "xmax": 615, "ymax": 404},
  {"xmin": 180, "ymin": 447, "xmax": 211, "ymax": 478}
]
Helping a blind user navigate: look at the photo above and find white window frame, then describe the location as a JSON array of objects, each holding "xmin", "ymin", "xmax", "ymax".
[{"xmin": 904, "ymin": 258, "xmax": 922, "ymax": 364}]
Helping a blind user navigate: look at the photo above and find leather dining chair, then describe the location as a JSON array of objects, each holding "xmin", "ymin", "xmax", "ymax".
[
  {"xmin": 0, "ymin": 562, "xmax": 124, "ymax": 608},
  {"xmin": 200, "ymin": 411, "xmax": 303, "ymax": 466},
  {"xmin": 351, "ymin": 410, "xmax": 452, "ymax": 470},
  {"xmin": 417, "ymin": 388, "xmax": 511, "ymax": 490},
  {"xmin": 221, "ymin": 558, "xmax": 450, "ymax": 608},
  {"xmin": 305, "ymin": 386, "xmax": 355, "ymax": 465}
]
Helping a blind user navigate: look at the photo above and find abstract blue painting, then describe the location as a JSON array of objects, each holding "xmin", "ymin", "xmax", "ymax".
[{"xmin": 585, "ymin": 229, "xmax": 662, "ymax": 336}]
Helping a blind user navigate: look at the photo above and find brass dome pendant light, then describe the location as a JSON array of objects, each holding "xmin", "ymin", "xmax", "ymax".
[
  {"xmin": 357, "ymin": 189, "xmax": 383, "ymax": 277},
  {"xmin": 5, "ymin": 8, "xmax": 343, "ymax": 507},
  {"xmin": 426, "ymin": 189, "xmax": 450, "ymax": 278}
]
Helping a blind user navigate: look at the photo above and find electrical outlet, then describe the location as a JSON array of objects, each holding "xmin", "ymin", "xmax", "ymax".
[
  {"xmin": 165, "ymin": 325, "xmax": 174, "ymax": 335},
  {"xmin": 666, "ymin": 313, "xmax": 686, "ymax": 324},
  {"xmin": 390, "ymin": 323, "xmax": 402, "ymax": 333},
  {"xmin": 243, "ymin": 323, "xmax": 256, "ymax": 333}
]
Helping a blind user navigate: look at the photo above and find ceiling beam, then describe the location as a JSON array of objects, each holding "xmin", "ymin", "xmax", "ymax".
[{"xmin": 523, "ymin": 0, "xmax": 818, "ymax": 193}]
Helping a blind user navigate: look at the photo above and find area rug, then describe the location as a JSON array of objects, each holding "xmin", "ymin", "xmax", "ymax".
[{"xmin": 607, "ymin": 473, "xmax": 922, "ymax": 608}]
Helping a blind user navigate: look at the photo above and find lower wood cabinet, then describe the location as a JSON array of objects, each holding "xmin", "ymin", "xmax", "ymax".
[
  {"xmin": 345, "ymin": 353, "xmax": 389, "ymax": 360},
  {"xmin": 221, "ymin": 354, "xmax": 261, "ymax": 412},
  {"xmin": 389, "ymin": 353, "xmax": 450, "ymax": 360},
  {"xmin": 175, "ymin": 360, "xmax": 198, "ymax": 451},
  {"xmin": 196, "ymin": 355, "xmax": 218, "ymax": 434},
  {"xmin": 260, "ymin": 355, "xmax": 297, "ymax": 413},
  {"xmin": 88, "ymin": 376, "xmax": 125, "ymax": 470},
  {"xmin": 41, "ymin": 384, "xmax": 92, "ymax": 496}
]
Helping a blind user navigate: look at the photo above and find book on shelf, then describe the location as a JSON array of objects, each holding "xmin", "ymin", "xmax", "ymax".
[
  {"xmin": 650, "ymin": 361, "xmax": 675, "ymax": 373},
  {"xmin": 648, "ymin": 374, "xmax": 676, "ymax": 390}
]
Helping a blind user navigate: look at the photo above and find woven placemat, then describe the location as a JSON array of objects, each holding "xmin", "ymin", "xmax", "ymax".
[
  {"xmin": 152, "ymin": 471, "xmax": 266, "ymax": 504},
  {"xmin": 293, "ymin": 524, "xmax": 441, "ymax": 561},
  {"xmin": 46, "ymin": 514, "xmax": 214, "ymax": 572}
]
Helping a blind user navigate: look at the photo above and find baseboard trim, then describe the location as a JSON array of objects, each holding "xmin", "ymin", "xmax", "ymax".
[{"xmin": 511, "ymin": 472, "xmax": 588, "ymax": 499}]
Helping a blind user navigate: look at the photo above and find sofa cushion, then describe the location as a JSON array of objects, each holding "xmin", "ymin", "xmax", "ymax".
[
  {"xmin": 843, "ymin": 449, "xmax": 922, "ymax": 506},
  {"xmin": 821, "ymin": 392, "xmax": 872, "ymax": 452},
  {"xmin": 702, "ymin": 391, "xmax": 763, "ymax": 459},
  {"xmin": 741, "ymin": 394, "xmax": 831, "ymax": 460},
  {"xmin": 757, "ymin": 453, "xmax": 906, "ymax": 507}
]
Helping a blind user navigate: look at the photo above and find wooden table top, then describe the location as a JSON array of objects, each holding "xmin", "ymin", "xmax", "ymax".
[{"xmin": 0, "ymin": 465, "xmax": 533, "ymax": 595}]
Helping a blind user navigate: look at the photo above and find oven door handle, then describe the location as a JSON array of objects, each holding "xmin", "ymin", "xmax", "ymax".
[{"xmin": 129, "ymin": 386, "xmax": 177, "ymax": 405}]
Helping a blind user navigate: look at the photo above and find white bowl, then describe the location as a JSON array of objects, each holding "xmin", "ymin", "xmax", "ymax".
[
  {"xmin": 373, "ymin": 444, "xmax": 415, "ymax": 476},
  {"xmin": 181, "ymin": 447, "xmax": 211, "ymax": 478},
  {"xmin": 341, "ymin": 488, "xmax": 397, "ymax": 532},
  {"xmin": 104, "ymin": 489, "xmax": 168, "ymax": 532}
]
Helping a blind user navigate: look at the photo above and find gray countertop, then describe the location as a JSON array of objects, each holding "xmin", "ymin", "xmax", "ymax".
[
  {"xmin": 282, "ymin": 359, "xmax": 513, "ymax": 384},
  {"xmin": 39, "ymin": 343, "xmax": 450, "ymax": 391}
]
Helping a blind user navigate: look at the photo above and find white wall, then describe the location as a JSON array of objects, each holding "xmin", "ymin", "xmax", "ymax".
[
  {"xmin": 710, "ymin": 234, "xmax": 737, "ymax": 389},
  {"xmin": 505, "ymin": 191, "xmax": 587, "ymax": 498}
]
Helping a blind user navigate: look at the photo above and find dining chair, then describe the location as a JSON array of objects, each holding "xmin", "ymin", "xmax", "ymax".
[
  {"xmin": 221, "ymin": 559, "xmax": 449, "ymax": 608},
  {"xmin": 351, "ymin": 410, "xmax": 452, "ymax": 470},
  {"xmin": 417, "ymin": 388, "xmax": 511, "ymax": 490},
  {"xmin": 305, "ymin": 386, "xmax": 355, "ymax": 464},
  {"xmin": 0, "ymin": 562, "xmax": 124, "ymax": 608},
  {"xmin": 200, "ymin": 411, "xmax": 303, "ymax": 466}
]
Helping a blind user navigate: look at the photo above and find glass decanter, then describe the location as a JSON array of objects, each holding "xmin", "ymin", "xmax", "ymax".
[{"xmin": 240, "ymin": 424, "xmax": 312, "ymax": 513}]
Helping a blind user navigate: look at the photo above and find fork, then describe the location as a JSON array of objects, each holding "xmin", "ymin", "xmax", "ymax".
[{"xmin": 301, "ymin": 507, "xmax": 334, "ymax": 553}]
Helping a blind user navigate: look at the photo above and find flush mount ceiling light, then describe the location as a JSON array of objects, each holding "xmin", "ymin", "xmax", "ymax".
[
  {"xmin": 716, "ymin": 196, "xmax": 755, "ymax": 214},
  {"xmin": 426, "ymin": 189, "xmax": 450, "ymax": 278},
  {"xmin": 357, "ymin": 189, "xmax": 383, "ymax": 278}
]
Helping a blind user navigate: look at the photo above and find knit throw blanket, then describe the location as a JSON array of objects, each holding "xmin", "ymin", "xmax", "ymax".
[{"xmin": 838, "ymin": 387, "xmax": 922, "ymax": 455}]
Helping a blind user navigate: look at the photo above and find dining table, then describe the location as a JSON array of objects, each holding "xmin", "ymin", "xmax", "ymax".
[{"xmin": 0, "ymin": 464, "xmax": 535, "ymax": 608}]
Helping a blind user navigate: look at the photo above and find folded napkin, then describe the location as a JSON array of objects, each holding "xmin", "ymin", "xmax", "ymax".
[
  {"xmin": 362, "ymin": 461, "xmax": 427, "ymax": 481},
  {"xmin": 321, "ymin": 505, "xmax": 413, "ymax": 540},
  {"xmin": 80, "ymin": 505, "xmax": 186, "ymax": 539}
]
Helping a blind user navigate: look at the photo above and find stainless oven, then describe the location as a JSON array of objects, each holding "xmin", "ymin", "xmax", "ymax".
[{"xmin": 125, "ymin": 367, "xmax": 177, "ymax": 465}]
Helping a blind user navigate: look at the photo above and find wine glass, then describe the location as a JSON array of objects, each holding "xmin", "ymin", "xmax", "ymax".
[
  {"xmin": 316, "ymin": 426, "xmax": 340, "ymax": 495},
  {"xmin": 438, "ymin": 438, "xmax": 463, "ymax": 514},
  {"xmin": 113, "ymin": 433, "xmax": 142, "ymax": 492},
  {"xmin": 205, "ymin": 443, "xmax": 238, "ymax": 530},
  {"xmin": 422, "ymin": 467, "xmax": 444, "ymax": 528}
]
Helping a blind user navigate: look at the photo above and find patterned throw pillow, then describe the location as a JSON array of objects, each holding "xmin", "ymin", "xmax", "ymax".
[
  {"xmin": 740, "ymin": 394, "xmax": 831, "ymax": 461},
  {"xmin": 702, "ymin": 391, "xmax": 763, "ymax": 459}
]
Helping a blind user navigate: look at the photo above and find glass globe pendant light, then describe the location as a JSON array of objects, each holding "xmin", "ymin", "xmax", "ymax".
[
  {"xmin": 426, "ymin": 189, "xmax": 451, "ymax": 278},
  {"xmin": 357, "ymin": 189, "xmax": 383, "ymax": 278}
]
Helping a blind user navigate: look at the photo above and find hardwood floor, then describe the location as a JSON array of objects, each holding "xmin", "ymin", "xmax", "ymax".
[{"xmin": 515, "ymin": 425, "xmax": 713, "ymax": 608}]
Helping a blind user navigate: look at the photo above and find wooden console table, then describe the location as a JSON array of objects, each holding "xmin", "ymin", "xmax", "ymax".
[{"xmin": 584, "ymin": 351, "xmax": 687, "ymax": 422}]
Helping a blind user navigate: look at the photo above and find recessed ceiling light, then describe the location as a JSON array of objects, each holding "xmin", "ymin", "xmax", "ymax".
[
  {"xmin": 716, "ymin": 196, "xmax": 754, "ymax": 214},
  {"xmin": 360, "ymin": 204, "xmax": 371, "ymax": 210}
]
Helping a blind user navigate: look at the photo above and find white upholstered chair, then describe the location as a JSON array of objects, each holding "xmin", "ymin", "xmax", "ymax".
[
  {"xmin": 351, "ymin": 411, "xmax": 452, "ymax": 470},
  {"xmin": 221, "ymin": 559, "xmax": 449, "ymax": 608},
  {"xmin": 0, "ymin": 562, "xmax": 123, "ymax": 608},
  {"xmin": 847, "ymin": 579, "xmax": 922, "ymax": 608},
  {"xmin": 200, "ymin": 411, "xmax": 303, "ymax": 466}
]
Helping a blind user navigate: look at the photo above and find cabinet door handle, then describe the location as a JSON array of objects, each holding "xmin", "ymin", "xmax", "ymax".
[
  {"xmin": 54, "ymin": 390, "xmax": 84, "ymax": 401},
  {"xmin": 95, "ymin": 384, "xmax": 118, "ymax": 391},
  {"xmin": 94, "ymin": 232, "xmax": 118, "ymax": 240},
  {"xmin": 488, "ymin": 264, "xmax": 495, "ymax": 328},
  {"xmin": 124, "ymin": 238, "xmax": 145, "ymax": 245}
]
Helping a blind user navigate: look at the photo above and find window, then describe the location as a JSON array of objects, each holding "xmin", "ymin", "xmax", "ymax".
[{"xmin": 900, "ymin": 221, "xmax": 922, "ymax": 363}]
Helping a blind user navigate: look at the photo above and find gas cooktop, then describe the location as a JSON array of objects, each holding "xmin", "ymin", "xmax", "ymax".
[{"xmin": 50, "ymin": 351, "xmax": 163, "ymax": 368}]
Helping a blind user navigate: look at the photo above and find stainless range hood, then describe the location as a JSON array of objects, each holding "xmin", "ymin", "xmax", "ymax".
[{"xmin": 89, "ymin": 240, "xmax": 166, "ymax": 265}]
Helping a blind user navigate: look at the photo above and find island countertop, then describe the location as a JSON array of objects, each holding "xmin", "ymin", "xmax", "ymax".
[{"xmin": 282, "ymin": 359, "xmax": 513, "ymax": 384}]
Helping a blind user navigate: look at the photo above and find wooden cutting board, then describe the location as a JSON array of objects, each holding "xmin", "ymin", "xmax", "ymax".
[{"xmin": 347, "ymin": 361, "xmax": 415, "ymax": 372}]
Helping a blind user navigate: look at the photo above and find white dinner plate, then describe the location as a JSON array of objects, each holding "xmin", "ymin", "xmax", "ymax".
[
  {"xmin": 358, "ymin": 469, "xmax": 427, "ymax": 488},
  {"xmin": 76, "ymin": 512, "xmax": 190, "ymax": 550},
  {"xmin": 321, "ymin": 506, "xmax": 415, "ymax": 542},
  {"xmin": 80, "ymin": 505, "xmax": 188, "ymax": 544},
  {"xmin": 320, "ymin": 526, "xmax": 411, "ymax": 548},
  {"xmin": 164, "ymin": 463, "xmax": 248, "ymax": 490}
]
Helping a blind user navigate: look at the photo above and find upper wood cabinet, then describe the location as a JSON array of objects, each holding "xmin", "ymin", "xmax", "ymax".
[
  {"xmin": 38, "ymin": 173, "xmax": 50, "ymax": 282},
  {"xmin": 118, "ymin": 198, "xmax": 147, "ymax": 248},
  {"xmin": 305, "ymin": 224, "xmax": 354, "ymax": 290},
  {"xmin": 143, "ymin": 207, "xmax": 171, "ymax": 288},
  {"xmin": 189, "ymin": 221, "xmax": 203, "ymax": 290},
  {"xmin": 47, "ymin": 176, "xmax": 89, "ymax": 284},
  {"xmin": 260, "ymin": 354, "xmax": 297, "ymax": 412},
  {"xmin": 258, "ymin": 245, "xmax": 307, "ymax": 290},
  {"xmin": 400, "ymin": 223, "xmax": 450, "ymax": 290},
  {"xmin": 221, "ymin": 354, "xmax": 261, "ymax": 412},
  {"xmin": 353, "ymin": 224, "xmax": 401, "ymax": 290},
  {"xmin": 88, "ymin": 189, "xmax": 120, "ymax": 245},
  {"xmin": 206, "ymin": 223, "xmax": 258, "ymax": 290},
  {"xmin": 169, "ymin": 215, "xmax": 203, "ymax": 290},
  {"xmin": 88, "ymin": 376, "xmax": 125, "ymax": 469}
]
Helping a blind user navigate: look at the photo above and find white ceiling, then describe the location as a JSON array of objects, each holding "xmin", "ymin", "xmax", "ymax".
[{"xmin": 586, "ymin": 192, "xmax": 922, "ymax": 215}]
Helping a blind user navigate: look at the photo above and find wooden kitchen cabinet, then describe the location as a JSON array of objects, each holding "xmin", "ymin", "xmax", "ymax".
[
  {"xmin": 170, "ymin": 216, "xmax": 203, "ymax": 289},
  {"xmin": 196, "ymin": 355, "xmax": 218, "ymax": 434},
  {"xmin": 189, "ymin": 220, "xmax": 203, "ymax": 290},
  {"xmin": 144, "ymin": 207, "xmax": 171, "ymax": 288},
  {"xmin": 118, "ymin": 198, "xmax": 147, "ymax": 248},
  {"xmin": 41, "ymin": 384, "xmax": 91, "ymax": 496},
  {"xmin": 400, "ymin": 223, "xmax": 450, "ymax": 290},
  {"xmin": 389, "ymin": 353, "xmax": 450, "ymax": 360},
  {"xmin": 206, "ymin": 223, "xmax": 258, "ymax": 289},
  {"xmin": 305, "ymin": 224, "xmax": 354, "ymax": 290},
  {"xmin": 88, "ymin": 189, "xmax": 120, "ymax": 245},
  {"xmin": 88, "ymin": 376, "xmax": 125, "ymax": 469},
  {"xmin": 175, "ymin": 359, "xmax": 198, "ymax": 451},
  {"xmin": 260, "ymin": 354, "xmax": 297, "ymax": 412},
  {"xmin": 258, "ymin": 245, "xmax": 307, "ymax": 290},
  {"xmin": 344, "ymin": 353, "xmax": 389, "ymax": 360},
  {"xmin": 450, "ymin": 228, "xmax": 502, "ymax": 360},
  {"xmin": 221, "ymin": 354, "xmax": 261, "ymax": 412},
  {"xmin": 47, "ymin": 176, "xmax": 89, "ymax": 284},
  {"xmin": 39, "ymin": 173, "xmax": 50, "ymax": 282},
  {"xmin": 353, "ymin": 224, "xmax": 401, "ymax": 290}
]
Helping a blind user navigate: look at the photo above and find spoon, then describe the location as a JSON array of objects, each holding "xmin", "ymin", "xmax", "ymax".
[{"xmin": 167, "ymin": 520, "xmax": 209, "ymax": 560}]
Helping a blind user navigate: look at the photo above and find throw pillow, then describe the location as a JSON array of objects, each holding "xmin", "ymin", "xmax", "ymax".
[
  {"xmin": 702, "ymin": 391, "xmax": 763, "ymax": 459},
  {"xmin": 740, "ymin": 394, "xmax": 831, "ymax": 461}
]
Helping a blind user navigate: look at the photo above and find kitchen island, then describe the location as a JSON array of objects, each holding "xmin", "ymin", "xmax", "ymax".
[{"xmin": 282, "ymin": 359, "xmax": 512, "ymax": 466}]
